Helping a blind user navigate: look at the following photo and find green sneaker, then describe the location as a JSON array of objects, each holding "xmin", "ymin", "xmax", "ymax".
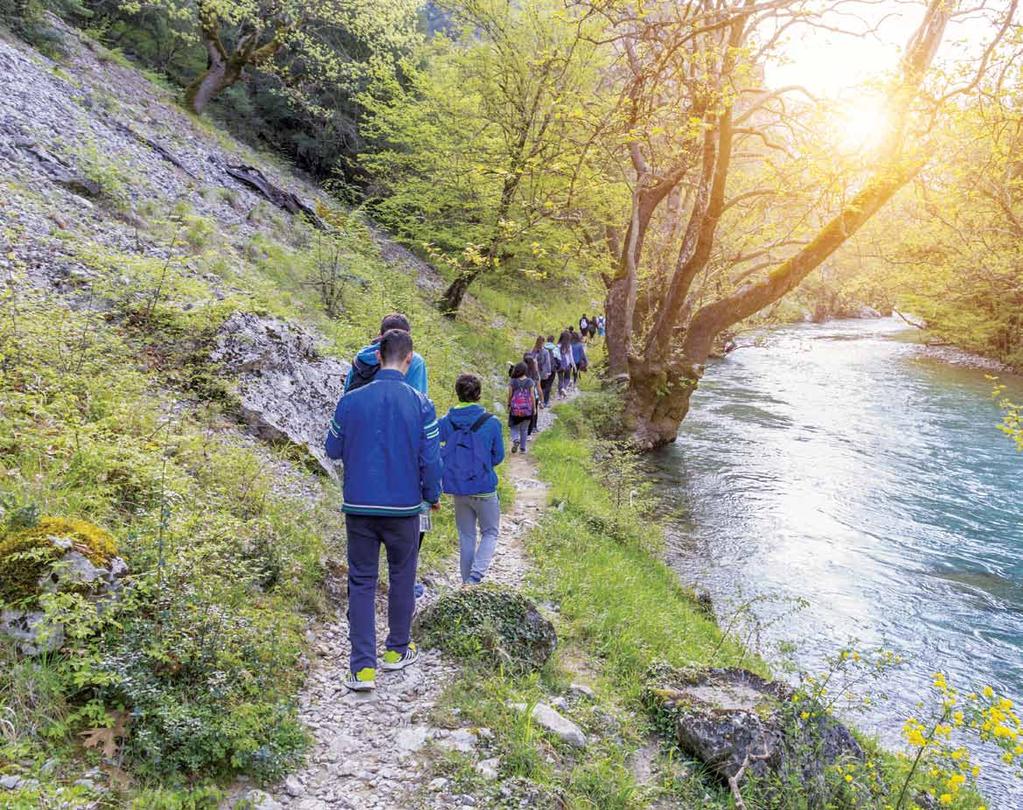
[
  {"xmin": 381, "ymin": 642, "xmax": 419, "ymax": 672},
  {"xmin": 344, "ymin": 667, "xmax": 376, "ymax": 692}
]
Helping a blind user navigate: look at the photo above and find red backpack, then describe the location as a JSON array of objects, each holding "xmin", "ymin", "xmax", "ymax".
[{"xmin": 510, "ymin": 382, "xmax": 535, "ymax": 417}]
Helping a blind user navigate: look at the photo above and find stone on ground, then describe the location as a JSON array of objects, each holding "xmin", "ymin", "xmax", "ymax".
[
  {"xmin": 509, "ymin": 702, "xmax": 587, "ymax": 748},
  {"xmin": 212, "ymin": 311, "xmax": 349, "ymax": 476}
]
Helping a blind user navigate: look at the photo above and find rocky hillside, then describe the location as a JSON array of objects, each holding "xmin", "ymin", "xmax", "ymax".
[{"xmin": 0, "ymin": 17, "xmax": 571, "ymax": 808}]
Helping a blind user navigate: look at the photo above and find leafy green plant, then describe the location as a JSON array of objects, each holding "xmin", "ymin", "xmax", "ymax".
[{"xmin": 416, "ymin": 585, "xmax": 556, "ymax": 674}]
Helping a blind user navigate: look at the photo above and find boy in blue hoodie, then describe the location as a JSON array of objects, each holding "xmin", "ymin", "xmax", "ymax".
[
  {"xmin": 438, "ymin": 374, "xmax": 505, "ymax": 584},
  {"xmin": 325, "ymin": 329, "xmax": 442, "ymax": 691},
  {"xmin": 344, "ymin": 313, "xmax": 428, "ymax": 395}
]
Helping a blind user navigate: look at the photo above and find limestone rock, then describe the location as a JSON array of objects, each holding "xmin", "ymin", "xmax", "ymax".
[
  {"xmin": 475, "ymin": 758, "xmax": 500, "ymax": 780},
  {"xmin": 395, "ymin": 725, "xmax": 433, "ymax": 755},
  {"xmin": 644, "ymin": 665, "xmax": 863, "ymax": 790},
  {"xmin": 510, "ymin": 702, "xmax": 587, "ymax": 748},
  {"xmin": 244, "ymin": 789, "xmax": 283, "ymax": 810},
  {"xmin": 212, "ymin": 312, "xmax": 349, "ymax": 476},
  {"xmin": 435, "ymin": 728, "xmax": 479, "ymax": 754}
]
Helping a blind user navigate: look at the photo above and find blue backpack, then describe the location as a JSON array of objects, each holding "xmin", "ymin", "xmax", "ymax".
[{"xmin": 442, "ymin": 412, "xmax": 493, "ymax": 487}]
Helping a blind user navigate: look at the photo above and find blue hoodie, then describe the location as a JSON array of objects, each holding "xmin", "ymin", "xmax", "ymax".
[
  {"xmin": 344, "ymin": 342, "xmax": 428, "ymax": 395},
  {"xmin": 438, "ymin": 404, "xmax": 505, "ymax": 496},
  {"xmin": 325, "ymin": 369, "xmax": 442, "ymax": 515}
]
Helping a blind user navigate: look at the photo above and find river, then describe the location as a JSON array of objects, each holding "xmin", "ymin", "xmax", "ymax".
[{"xmin": 652, "ymin": 317, "xmax": 1023, "ymax": 805}]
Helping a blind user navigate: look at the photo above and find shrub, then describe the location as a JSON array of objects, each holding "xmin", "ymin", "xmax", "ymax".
[{"xmin": 414, "ymin": 584, "xmax": 557, "ymax": 673}]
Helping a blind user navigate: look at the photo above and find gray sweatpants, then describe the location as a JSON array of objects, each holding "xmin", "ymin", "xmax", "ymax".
[{"xmin": 453, "ymin": 493, "xmax": 501, "ymax": 583}]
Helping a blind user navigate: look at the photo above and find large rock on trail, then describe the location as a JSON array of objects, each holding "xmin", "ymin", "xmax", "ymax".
[
  {"xmin": 212, "ymin": 312, "xmax": 349, "ymax": 476},
  {"xmin": 644, "ymin": 664, "xmax": 863, "ymax": 792},
  {"xmin": 414, "ymin": 585, "xmax": 557, "ymax": 673}
]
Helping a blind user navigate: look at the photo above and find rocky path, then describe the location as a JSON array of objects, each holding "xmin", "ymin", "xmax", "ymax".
[{"xmin": 237, "ymin": 399, "xmax": 569, "ymax": 810}]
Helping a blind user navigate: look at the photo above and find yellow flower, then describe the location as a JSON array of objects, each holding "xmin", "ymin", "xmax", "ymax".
[
  {"xmin": 845, "ymin": 774, "xmax": 853, "ymax": 783},
  {"xmin": 938, "ymin": 794, "xmax": 953, "ymax": 805},
  {"xmin": 982, "ymin": 685, "xmax": 995, "ymax": 699}
]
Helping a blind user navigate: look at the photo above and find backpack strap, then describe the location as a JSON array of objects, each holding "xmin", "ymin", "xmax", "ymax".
[{"xmin": 469, "ymin": 412, "xmax": 492, "ymax": 432}]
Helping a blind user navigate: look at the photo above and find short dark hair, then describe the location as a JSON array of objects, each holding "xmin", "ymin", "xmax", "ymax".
[
  {"xmin": 379, "ymin": 328, "xmax": 414, "ymax": 365},
  {"xmin": 510, "ymin": 361, "xmax": 527, "ymax": 379},
  {"xmin": 455, "ymin": 373, "xmax": 482, "ymax": 402},
  {"xmin": 380, "ymin": 313, "xmax": 411, "ymax": 335},
  {"xmin": 546, "ymin": 335, "xmax": 554, "ymax": 342}
]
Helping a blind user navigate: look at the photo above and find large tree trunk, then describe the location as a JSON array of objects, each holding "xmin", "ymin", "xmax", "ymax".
[
  {"xmin": 604, "ymin": 271, "xmax": 635, "ymax": 379},
  {"xmin": 438, "ymin": 268, "xmax": 481, "ymax": 316},
  {"xmin": 185, "ymin": 58, "xmax": 243, "ymax": 115},
  {"xmin": 185, "ymin": 15, "xmax": 282, "ymax": 116},
  {"xmin": 624, "ymin": 158, "xmax": 925, "ymax": 449}
]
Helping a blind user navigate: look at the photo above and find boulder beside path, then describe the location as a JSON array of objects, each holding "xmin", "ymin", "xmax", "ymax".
[
  {"xmin": 644, "ymin": 664, "xmax": 864, "ymax": 791},
  {"xmin": 212, "ymin": 312, "xmax": 349, "ymax": 476}
]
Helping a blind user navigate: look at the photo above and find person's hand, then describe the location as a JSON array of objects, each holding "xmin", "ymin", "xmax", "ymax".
[{"xmin": 430, "ymin": 500, "xmax": 441, "ymax": 512}]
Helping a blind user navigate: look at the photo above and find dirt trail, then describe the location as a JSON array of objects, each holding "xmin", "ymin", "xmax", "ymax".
[{"xmin": 240, "ymin": 403, "xmax": 566, "ymax": 810}]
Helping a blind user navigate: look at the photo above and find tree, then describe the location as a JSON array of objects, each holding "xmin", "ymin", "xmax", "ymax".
[
  {"xmin": 118, "ymin": 0, "xmax": 421, "ymax": 116},
  {"xmin": 361, "ymin": 0, "xmax": 611, "ymax": 316},
  {"xmin": 585, "ymin": 0, "xmax": 995, "ymax": 448},
  {"xmin": 859, "ymin": 8, "xmax": 1023, "ymax": 369}
]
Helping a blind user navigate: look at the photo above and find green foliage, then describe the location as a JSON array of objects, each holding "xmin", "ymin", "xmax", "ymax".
[
  {"xmin": 359, "ymin": 0, "xmax": 613, "ymax": 302},
  {"xmin": 416, "ymin": 584, "xmax": 556, "ymax": 674},
  {"xmin": 0, "ymin": 281, "xmax": 328, "ymax": 788}
]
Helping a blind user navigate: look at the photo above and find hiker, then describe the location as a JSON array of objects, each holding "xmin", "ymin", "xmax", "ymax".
[
  {"xmin": 579, "ymin": 314, "xmax": 590, "ymax": 338},
  {"xmin": 571, "ymin": 331, "xmax": 588, "ymax": 383},
  {"xmin": 325, "ymin": 329, "xmax": 442, "ymax": 692},
  {"xmin": 344, "ymin": 313, "xmax": 431, "ymax": 598},
  {"xmin": 508, "ymin": 361, "xmax": 537, "ymax": 453},
  {"xmin": 595, "ymin": 314, "xmax": 606, "ymax": 338},
  {"xmin": 522, "ymin": 351, "xmax": 542, "ymax": 435},
  {"xmin": 438, "ymin": 374, "xmax": 505, "ymax": 585},
  {"xmin": 345, "ymin": 313, "xmax": 427, "ymax": 395},
  {"xmin": 587, "ymin": 316, "xmax": 598, "ymax": 340},
  {"xmin": 556, "ymin": 330, "xmax": 575, "ymax": 396},
  {"xmin": 537, "ymin": 335, "xmax": 557, "ymax": 407}
]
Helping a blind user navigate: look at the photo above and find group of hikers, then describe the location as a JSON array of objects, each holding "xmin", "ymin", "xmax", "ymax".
[{"xmin": 325, "ymin": 311, "xmax": 604, "ymax": 691}]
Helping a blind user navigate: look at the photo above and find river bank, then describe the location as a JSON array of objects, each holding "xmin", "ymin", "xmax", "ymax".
[{"xmin": 656, "ymin": 317, "xmax": 1023, "ymax": 806}]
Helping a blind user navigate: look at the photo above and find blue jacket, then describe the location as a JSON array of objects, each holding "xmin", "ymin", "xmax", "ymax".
[
  {"xmin": 325, "ymin": 369, "xmax": 442, "ymax": 516},
  {"xmin": 438, "ymin": 404, "xmax": 505, "ymax": 496},
  {"xmin": 571, "ymin": 342, "xmax": 587, "ymax": 365},
  {"xmin": 344, "ymin": 342, "xmax": 428, "ymax": 395}
]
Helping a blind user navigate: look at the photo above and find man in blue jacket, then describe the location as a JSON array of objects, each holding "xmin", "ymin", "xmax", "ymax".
[
  {"xmin": 325, "ymin": 329, "xmax": 442, "ymax": 691},
  {"xmin": 344, "ymin": 312, "xmax": 428, "ymax": 395},
  {"xmin": 344, "ymin": 311, "xmax": 432, "ymax": 599},
  {"xmin": 438, "ymin": 373, "xmax": 505, "ymax": 585}
]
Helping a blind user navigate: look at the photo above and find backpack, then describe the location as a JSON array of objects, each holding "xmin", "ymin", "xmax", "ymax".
[
  {"xmin": 443, "ymin": 412, "xmax": 493, "ymax": 486},
  {"xmin": 346, "ymin": 355, "xmax": 379, "ymax": 393},
  {"xmin": 548, "ymin": 347, "xmax": 561, "ymax": 371},
  {"xmin": 509, "ymin": 382, "xmax": 535, "ymax": 418}
]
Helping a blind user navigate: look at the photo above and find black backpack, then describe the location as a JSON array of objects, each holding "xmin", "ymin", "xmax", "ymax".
[{"xmin": 346, "ymin": 356, "xmax": 379, "ymax": 393}]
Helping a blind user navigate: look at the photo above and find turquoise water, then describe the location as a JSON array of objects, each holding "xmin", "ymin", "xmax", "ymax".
[{"xmin": 652, "ymin": 318, "xmax": 1023, "ymax": 805}]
